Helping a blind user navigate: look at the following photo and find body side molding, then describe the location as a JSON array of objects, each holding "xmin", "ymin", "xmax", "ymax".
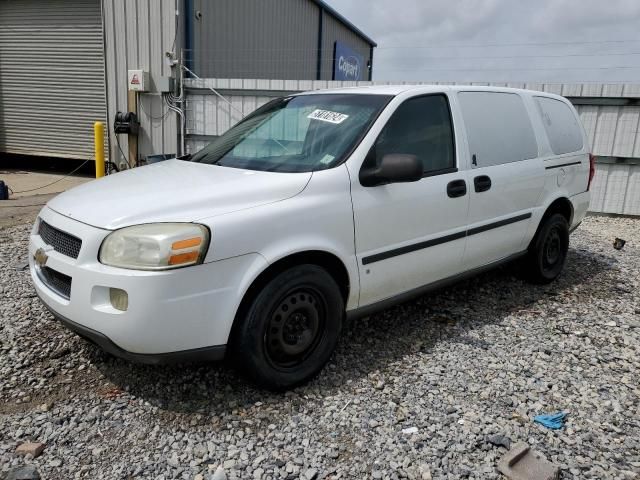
[
  {"xmin": 361, "ymin": 212, "xmax": 532, "ymax": 265},
  {"xmin": 545, "ymin": 161, "xmax": 582, "ymax": 170}
]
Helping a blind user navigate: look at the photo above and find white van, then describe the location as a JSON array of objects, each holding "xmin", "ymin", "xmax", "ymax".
[{"xmin": 29, "ymin": 85, "xmax": 594, "ymax": 389}]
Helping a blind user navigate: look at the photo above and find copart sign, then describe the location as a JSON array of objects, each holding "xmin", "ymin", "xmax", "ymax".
[{"xmin": 333, "ymin": 41, "xmax": 365, "ymax": 81}]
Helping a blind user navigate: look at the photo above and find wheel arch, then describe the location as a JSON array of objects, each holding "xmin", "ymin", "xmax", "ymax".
[
  {"xmin": 529, "ymin": 196, "xmax": 573, "ymax": 249},
  {"xmin": 543, "ymin": 197, "xmax": 574, "ymax": 225},
  {"xmin": 229, "ymin": 250, "xmax": 352, "ymax": 344}
]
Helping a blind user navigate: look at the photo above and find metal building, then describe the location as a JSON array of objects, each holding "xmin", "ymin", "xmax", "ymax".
[
  {"xmin": 0, "ymin": 0, "xmax": 375, "ymax": 164},
  {"xmin": 188, "ymin": 0, "xmax": 376, "ymax": 81}
]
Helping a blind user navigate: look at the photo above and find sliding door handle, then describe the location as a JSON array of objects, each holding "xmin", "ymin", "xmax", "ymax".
[{"xmin": 474, "ymin": 175, "xmax": 492, "ymax": 192}]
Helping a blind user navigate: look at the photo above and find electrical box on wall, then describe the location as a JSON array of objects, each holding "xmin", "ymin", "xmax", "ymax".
[
  {"xmin": 155, "ymin": 76, "xmax": 174, "ymax": 93},
  {"xmin": 127, "ymin": 69, "xmax": 149, "ymax": 92}
]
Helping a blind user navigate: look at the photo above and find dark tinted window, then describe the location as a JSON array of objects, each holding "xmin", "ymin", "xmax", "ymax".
[
  {"xmin": 367, "ymin": 94, "xmax": 455, "ymax": 174},
  {"xmin": 535, "ymin": 96, "xmax": 584, "ymax": 155},
  {"xmin": 458, "ymin": 91, "xmax": 538, "ymax": 167}
]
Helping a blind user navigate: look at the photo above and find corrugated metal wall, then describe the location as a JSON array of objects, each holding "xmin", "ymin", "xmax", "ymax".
[
  {"xmin": 184, "ymin": 78, "xmax": 640, "ymax": 215},
  {"xmin": 578, "ymin": 98, "xmax": 640, "ymax": 215},
  {"xmin": 190, "ymin": 0, "xmax": 374, "ymax": 81},
  {"xmin": 576, "ymin": 105, "xmax": 640, "ymax": 158},
  {"xmin": 589, "ymin": 162, "xmax": 640, "ymax": 216},
  {"xmin": 321, "ymin": 11, "xmax": 372, "ymax": 81},
  {"xmin": 0, "ymin": 0, "xmax": 106, "ymax": 160},
  {"xmin": 102, "ymin": 0, "xmax": 179, "ymax": 164},
  {"xmin": 192, "ymin": 0, "xmax": 320, "ymax": 79}
]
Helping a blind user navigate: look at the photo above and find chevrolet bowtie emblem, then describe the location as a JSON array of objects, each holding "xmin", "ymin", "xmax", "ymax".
[{"xmin": 34, "ymin": 248, "xmax": 49, "ymax": 268}]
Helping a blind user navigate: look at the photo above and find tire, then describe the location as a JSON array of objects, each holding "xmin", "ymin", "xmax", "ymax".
[
  {"xmin": 524, "ymin": 213, "xmax": 569, "ymax": 284},
  {"xmin": 232, "ymin": 264, "xmax": 344, "ymax": 390}
]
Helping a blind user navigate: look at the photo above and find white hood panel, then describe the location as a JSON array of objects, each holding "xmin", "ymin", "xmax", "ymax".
[{"xmin": 47, "ymin": 160, "xmax": 311, "ymax": 229}]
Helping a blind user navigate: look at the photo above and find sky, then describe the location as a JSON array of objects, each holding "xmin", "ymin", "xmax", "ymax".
[{"xmin": 324, "ymin": 0, "xmax": 640, "ymax": 84}]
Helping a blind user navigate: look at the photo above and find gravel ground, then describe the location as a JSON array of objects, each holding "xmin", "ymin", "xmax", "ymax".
[{"xmin": 1, "ymin": 215, "xmax": 639, "ymax": 480}]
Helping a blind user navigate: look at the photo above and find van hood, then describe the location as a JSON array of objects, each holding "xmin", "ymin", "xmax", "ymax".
[{"xmin": 47, "ymin": 160, "xmax": 311, "ymax": 230}]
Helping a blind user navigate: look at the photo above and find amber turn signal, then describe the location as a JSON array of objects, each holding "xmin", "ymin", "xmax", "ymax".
[{"xmin": 168, "ymin": 251, "xmax": 200, "ymax": 265}]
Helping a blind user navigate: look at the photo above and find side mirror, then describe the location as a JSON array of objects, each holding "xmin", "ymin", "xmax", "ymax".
[{"xmin": 359, "ymin": 154, "xmax": 423, "ymax": 187}]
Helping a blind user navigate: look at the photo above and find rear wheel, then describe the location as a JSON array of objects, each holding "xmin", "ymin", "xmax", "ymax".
[
  {"xmin": 232, "ymin": 265, "xmax": 343, "ymax": 390},
  {"xmin": 524, "ymin": 213, "xmax": 569, "ymax": 284}
]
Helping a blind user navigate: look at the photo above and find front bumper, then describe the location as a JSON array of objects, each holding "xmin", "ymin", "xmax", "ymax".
[
  {"xmin": 29, "ymin": 207, "xmax": 268, "ymax": 357},
  {"xmin": 38, "ymin": 291, "xmax": 226, "ymax": 364}
]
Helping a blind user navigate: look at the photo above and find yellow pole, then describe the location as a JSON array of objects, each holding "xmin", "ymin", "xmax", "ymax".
[{"xmin": 94, "ymin": 121, "xmax": 105, "ymax": 178}]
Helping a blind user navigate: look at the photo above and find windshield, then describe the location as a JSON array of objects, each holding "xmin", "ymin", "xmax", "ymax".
[{"xmin": 190, "ymin": 94, "xmax": 392, "ymax": 172}]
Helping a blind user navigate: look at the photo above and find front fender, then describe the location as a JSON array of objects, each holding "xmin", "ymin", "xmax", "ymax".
[{"xmin": 199, "ymin": 165, "xmax": 360, "ymax": 310}]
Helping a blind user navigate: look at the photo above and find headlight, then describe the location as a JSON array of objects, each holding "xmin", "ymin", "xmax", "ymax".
[{"xmin": 99, "ymin": 223, "xmax": 210, "ymax": 270}]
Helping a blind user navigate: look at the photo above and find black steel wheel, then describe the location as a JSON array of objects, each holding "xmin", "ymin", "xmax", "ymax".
[
  {"xmin": 543, "ymin": 227, "xmax": 562, "ymax": 269},
  {"xmin": 524, "ymin": 213, "xmax": 569, "ymax": 284},
  {"xmin": 264, "ymin": 287, "xmax": 326, "ymax": 369},
  {"xmin": 232, "ymin": 265, "xmax": 343, "ymax": 390}
]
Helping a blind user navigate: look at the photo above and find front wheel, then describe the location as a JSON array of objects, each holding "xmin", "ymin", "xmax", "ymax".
[
  {"xmin": 232, "ymin": 265, "xmax": 344, "ymax": 390},
  {"xmin": 524, "ymin": 213, "xmax": 569, "ymax": 284}
]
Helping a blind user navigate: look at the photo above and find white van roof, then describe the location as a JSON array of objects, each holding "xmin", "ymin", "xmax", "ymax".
[{"xmin": 302, "ymin": 84, "xmax": 567, "ymax": 101}]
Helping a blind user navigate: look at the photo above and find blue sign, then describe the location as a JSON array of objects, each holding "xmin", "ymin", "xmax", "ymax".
[{"xmin": 333, "ymin": 42, "xmax": 365, "ymax": 81}]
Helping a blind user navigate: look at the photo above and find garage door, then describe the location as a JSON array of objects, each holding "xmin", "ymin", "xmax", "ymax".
[{"xmin": 0, "ymin": 0, "xmax": 106, "ymax": 160}]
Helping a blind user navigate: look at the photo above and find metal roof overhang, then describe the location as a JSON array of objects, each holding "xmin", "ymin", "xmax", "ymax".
[{"xmin": 312, "ymin": 0, "xmax": 377, "ymax": 47}]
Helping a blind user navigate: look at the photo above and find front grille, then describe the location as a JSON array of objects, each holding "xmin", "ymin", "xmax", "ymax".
[
  {"xmin": 38, "ymin": 220, "xmax": 82, "ymax": 259},
  {"xmin": 38, "ymin": 266, "xmax": 72, "ymax": 300}
]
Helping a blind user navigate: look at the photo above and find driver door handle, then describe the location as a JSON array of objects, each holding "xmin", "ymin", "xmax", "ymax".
[
  {"xmin": 447, "ymin": 179, "xmax": 467, "ymax": 198},
  {"xmin": 474, "ymin": 175, "xmax": 492, "ymax": 193}
]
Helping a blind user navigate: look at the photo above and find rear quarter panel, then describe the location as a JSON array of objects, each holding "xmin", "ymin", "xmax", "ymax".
[{"xmin": 522, "ymin": 93, "xmax": 590, "ymax": 244}]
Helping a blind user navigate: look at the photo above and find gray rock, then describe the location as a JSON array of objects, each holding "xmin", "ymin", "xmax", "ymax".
[
  {"xmin": 303, "ymin": 468, "xmax": 318, "ymax": 480},
  {"xmin": 5, "ymin": 465, "xmax": 41, "ymax": 480},
  {"xmin": 485, "ymin": 434, "xmax": 511, "ymax": 449}
]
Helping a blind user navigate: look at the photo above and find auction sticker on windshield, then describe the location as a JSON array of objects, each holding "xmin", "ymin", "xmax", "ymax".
[{"xmin": 307, "ymin": 109, "xmax": 349, "ymax": 124}]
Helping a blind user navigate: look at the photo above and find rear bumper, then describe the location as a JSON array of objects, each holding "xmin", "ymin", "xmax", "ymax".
[
  {"xmin": 38, "ymin": 290, "xmax": 226, "ymax": 365},
  {"xmin": 570, "ymin": 190, "xmax": 590, "ymax": 230}
]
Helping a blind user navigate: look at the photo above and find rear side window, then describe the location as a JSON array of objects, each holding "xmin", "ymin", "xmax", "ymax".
[
  {"xmin": 535, "ymin": 96, "xmax": 584, "ymax": 155},
  {"xmin": 458, "ymin": 91, "xmax": 538, "ymax": 168},
  {"xmin": 368, "ymin": 94, "xmax": 455, "ymax": 175}
]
